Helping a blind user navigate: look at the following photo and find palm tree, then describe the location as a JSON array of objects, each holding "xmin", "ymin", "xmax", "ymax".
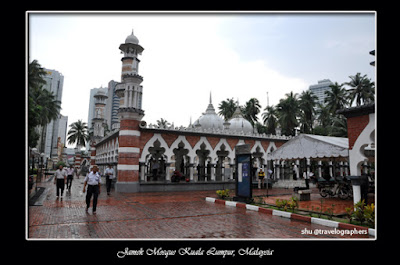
[
  {"xmin": 345, "ymin": 73, "xmax": 375, "ymax": 106},
  {"xmin": 276, "ymin": 92, "xmax": 299, "ymax": 136},
  {"xmin": 299, "ymin": 90, "xmax": 318, "ymax": 134},
  {"xmin": 29, "ymin": 60, "xmax": 47, "ymax": 90},
  {"xmin": 156, "ymin": 118, "xmax": 171, "ymax": 128},
  {"xmin": 67, "ymin": 120, "xmax": 89, "ymax": 149},
  {"xmin": 313, "ymin": 103, "xmax": 333, "ymax": 136},
  {"xmin": 330, "ymin": 115, "xmax": 348, "ymax": 137},
  {"xmin": 242, "ymin": 98, "xmax": 261, "ymax": 126},
  {"xmin": 28, "ymin": 60, "xmax": 61, "ymax": 148},
  {"xmin": 325, "ymin": 82, "xmax": 349, "ymax": 113},
  {"xmin": 218, "ymin": 98, "xmax": 237, "ymax": 121},
  {"xmin": 262, "ymin": 105, "xmax": 278, "ymax": 135}
]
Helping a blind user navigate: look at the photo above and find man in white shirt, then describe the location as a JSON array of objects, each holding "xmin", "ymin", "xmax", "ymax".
[
  {"xmin": 104, "ymin": 164, "xmax": 114, "ymax": 196},
  {"xmin": 54, "ymin": 164, "xmax": 67, "ymax": 200},
  {"xmin": 83, "ymin": 165, "xmax": 101, "ymax": 214},
  {"xmin": 303, "ymin": 170, "xmax": 312, "ymax": 189},
  {"xmin": 65, "ymin": 165, "xmax": 75, "ymax": 193}
]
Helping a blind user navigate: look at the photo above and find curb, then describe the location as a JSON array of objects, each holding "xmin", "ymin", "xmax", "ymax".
[{"xmin": 206, "ymin": 197, "xmax": 375, "ymax": 237}]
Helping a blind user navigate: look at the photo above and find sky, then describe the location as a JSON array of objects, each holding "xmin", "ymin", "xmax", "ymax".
[{"xmin": 28, "ymin": 12, "xmax": 376, "ymax": 148}]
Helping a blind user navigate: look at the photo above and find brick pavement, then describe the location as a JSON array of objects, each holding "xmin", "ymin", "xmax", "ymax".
[{"xmin": 27, "ymin": 177, "xmax": 371, "ymax": 239}]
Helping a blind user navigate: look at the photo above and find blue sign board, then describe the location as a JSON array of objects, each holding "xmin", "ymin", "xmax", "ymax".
[{"xmin": 236, "ymin": 153, "xmax": 252, "ymax": 199}]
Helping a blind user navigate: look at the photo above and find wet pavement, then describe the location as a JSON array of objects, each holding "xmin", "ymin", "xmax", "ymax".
[{"xmin": 27, "ymin": 176, "xmax": 371, "ymax": 239}]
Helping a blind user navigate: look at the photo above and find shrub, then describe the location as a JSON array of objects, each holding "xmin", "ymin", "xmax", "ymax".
[
  {"xmin": 216, "ymin": 189, "xmax": 230, "ymax": 199},
  {"xmin": 347, "ymin": 199, "xmax": 375, "ymax": 228},
  {"xmin": 276, "ymin": 197, "xmax": 298, "ymax": 212}
]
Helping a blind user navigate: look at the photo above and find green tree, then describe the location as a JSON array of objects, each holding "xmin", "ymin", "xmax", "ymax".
[
  {"xmin": 330, "ymin": 115, "xmax": 348, "ymax": 137},
  {"xmin": 325, "ymin": 82, "xmax": 349, "ymax": 113},
  {"xmin": 299, "ymin": 90, "xmax": 318, "ymax": 134},
  {"xmin": 156, "ymin": 118, "xmax": 171, "ymax": 128},
  {"xmin": 314, "ymin": 104, "xmax": 333, "ymax": 136},
  {"xmin": 262, "ymin": 105, "xmax": 278, "ymax": 135},
  {"xmin": 67, "ymin": 120, "xmax": 89, "ymax": 149},
  {"xmin": 28, "ymin": 60, "xmax": 61, "ymax": 148},
  {"xmin": 276, "ymin": 92, "xmax": 299, "ymax": 136},
  {"xmin": 345, "ymin": 73, "xmax": 375, "ymax": 106},
  {"xmin": 218, "ymin": 98, "xmax": 237, "ymax": 121},
  {"xmin": 242, "ymin": 98, "xmax": 261, "ymax": 126}
]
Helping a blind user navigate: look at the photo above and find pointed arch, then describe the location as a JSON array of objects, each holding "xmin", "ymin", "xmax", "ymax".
[{"xmin": 139, "ymin": 133, "xmax": 170, "ymax": 162}]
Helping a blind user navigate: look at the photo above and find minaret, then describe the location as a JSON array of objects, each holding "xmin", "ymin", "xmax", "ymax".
[
  {"xmin": 90, "ymin": 89, "xmax": 108, "ymax": 167},
  {"xmin": 114, "ymin": 30, "xmax": 145, "ymax": 192}
]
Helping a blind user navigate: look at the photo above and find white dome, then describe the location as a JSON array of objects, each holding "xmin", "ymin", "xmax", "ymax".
[
  {"xmin": 125, "ymin": 30, "xmax": 139, "ymax": 44},
  {"xmin": 196, "ymin": 113, "xmax": 224, "ymax": 130},
  {"xmin": 228, "ymin": 117, "xmax": 253, "ymax": 133},
  {"xmin": 227, "ymin": 106, "xmax": 253, "ymax": 133},
  {"xmin": 194, "ymin": 94, "xmax": 224, "ymax": 130}
]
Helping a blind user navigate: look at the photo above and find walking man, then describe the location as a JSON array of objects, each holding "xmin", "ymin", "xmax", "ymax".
[
  {"xmin": 54, "ymin": 164, "xmax": 67, "ymax": 200},
  {"xmin": 105, "ymin": 164, "xmax": 114, "ymax": 196},
  {"xmin": 303, "ymin": 170, "xmax": 311, "ymax": 189},
  {"xmin": 83, "ymin": 165, "xmax": 101, "ymax": 214},
  {"xmin": 65, "ymin": 164, "xmax": 74, "ymax": 193}
]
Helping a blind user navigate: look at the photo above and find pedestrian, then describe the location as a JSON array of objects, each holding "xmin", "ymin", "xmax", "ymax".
[
  {"xmin": 258, "ymin": 168, "xmax": 265, "ymax": 189},
  {"xmin": 65, "ymin": 164, "xmax": 74, "ymax": 193},
  {"xmin": 54, "ymin": 164, "xmax": 67, "ymax": 200},
  {"xmin": 267, "ymin": 168, "xmax": 273, "ymax": 180},
  {"xmin": 303, "ymin": 170, "xmax": 311, "ymax": 189},
  {"xmin": 74, "ymin": 166, "xmax": 79, "ymax": 179},
  {"xmin": 82, "ymin": 165, "xmax": 101, "ymax": 214},
  {"xmin": 105, "ymin": 164, "xmax": 114, "ymax": 195}
]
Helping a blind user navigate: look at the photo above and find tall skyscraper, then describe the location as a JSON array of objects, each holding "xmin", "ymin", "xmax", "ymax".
[
  {"xmin": 36, "ymin": 68, "xmax": 68, "ymax": 159},
  {"xmin": 308, "ymin": 79, "xmax": 333, "ymax": 107}
]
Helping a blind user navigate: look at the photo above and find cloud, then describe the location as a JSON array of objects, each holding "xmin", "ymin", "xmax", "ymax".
[{"xmin": 139, "ymin": 17, "xmax": 308, "ymax": 126}]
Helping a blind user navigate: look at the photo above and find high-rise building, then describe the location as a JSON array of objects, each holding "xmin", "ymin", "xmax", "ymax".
[
  {"xmin": 308, "ymin": 79, "xmax": 333, "ymax": 107},
  {"xmin": 36, "ymin": 68, "xmax": 68, "ymax": 159},
  {"xmin": 106, "ymin": 80, "xmax": 120, "ymax": 130}
]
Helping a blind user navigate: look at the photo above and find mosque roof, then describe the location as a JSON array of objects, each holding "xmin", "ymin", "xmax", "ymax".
[{"xmin": 193, "ymin": 93, "xmax": 224, "ymax": 130}]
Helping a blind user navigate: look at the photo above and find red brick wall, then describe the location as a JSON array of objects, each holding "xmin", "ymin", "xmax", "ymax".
[
  {"xmin": 118, "ymin": 170, "xmax": 139, "ymax": 182},
  {"xmin": 119, "ymin": 135, "xmax": 140, "ymax": 147},
  {"xmin": 346, "ymin": 114, "xmax": 370, "ymax": 150},
  {"xmin": 120, "ymin": 119, "xmax": 140, "ymax": 130},
  {"xmin": 226, "ymin": 138, "xmax": 239, "ymax": 150},
  {"xmin": 186, "ymin": 135, "xmax": 201, "ymax": 148}
]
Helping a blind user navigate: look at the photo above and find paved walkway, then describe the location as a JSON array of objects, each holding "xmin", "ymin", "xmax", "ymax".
[{"xmin": 27, "ymin": 176, "xmax": 371, "ymax": 239}]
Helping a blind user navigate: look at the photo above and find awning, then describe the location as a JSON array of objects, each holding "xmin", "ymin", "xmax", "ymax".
[{"xmin": 269, "ymin": 134, "xmax": 349, "ymax": 160}]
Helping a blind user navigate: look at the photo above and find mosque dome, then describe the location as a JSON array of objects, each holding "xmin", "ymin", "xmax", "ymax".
[
  {"xmin": 227, "ymin": 106, "xmax": 253, "ymax": 134},
  {"xmin": 125, "ymin": 29, "xmax": 139, "ymax": 44},
  {"xmin": 194, "ymin": 94, "xmax": 224, "ymax": 130},
  {"xmin": 94, "ymin": 89, "xmax": 106, "ymax": 97}
]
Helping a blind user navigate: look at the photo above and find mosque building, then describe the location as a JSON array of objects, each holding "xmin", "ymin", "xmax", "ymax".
[{"xmin": 85, "ymin": 30, "xmax": 291, "ymax": 193}]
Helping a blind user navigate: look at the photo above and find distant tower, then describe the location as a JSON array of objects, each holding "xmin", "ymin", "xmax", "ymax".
[
  {"xmin": 90, "ymin": 89, "xmax": 108, "ymax": 166},
  {"xmin": 114, "ymin": 29, "xmax": 145, "ymax": 192},
  {"xmin": 92, "ymin": 89, "xmax": 108, "ymax": 139}
]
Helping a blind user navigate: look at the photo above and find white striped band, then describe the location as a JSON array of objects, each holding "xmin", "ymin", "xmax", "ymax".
[
  {"xmin": 118, "ymin": 147, "xmax": 140, "ymax": 153},
  {"xmin": 119, "ymin": 130, "xmax": 141, "ymax": 136},
  {"xmin": 117, "ymin": 164, "xmax": 139, "ymax": 171}
]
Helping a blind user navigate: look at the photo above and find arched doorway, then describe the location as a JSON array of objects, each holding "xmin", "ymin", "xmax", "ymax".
[
  {"xmin": 196, "ymin": 143, "xmax": 210, "ymax": 181},
  {"xmin": 173, "ymin": 141, "xmax": 189, "ymax": 177},
  {"xmin": 147, "ymin": 139, "xmax": 167, "ymax": 181},
  {"xmin": 216, "ymin": 144, "xmax": 229, "ymax": 181}
]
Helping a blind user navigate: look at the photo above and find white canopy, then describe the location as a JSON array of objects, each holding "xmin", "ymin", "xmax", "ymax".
[{"xmin": 269, "ymin": 134, "xmax": 349, "ymax": 160}]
